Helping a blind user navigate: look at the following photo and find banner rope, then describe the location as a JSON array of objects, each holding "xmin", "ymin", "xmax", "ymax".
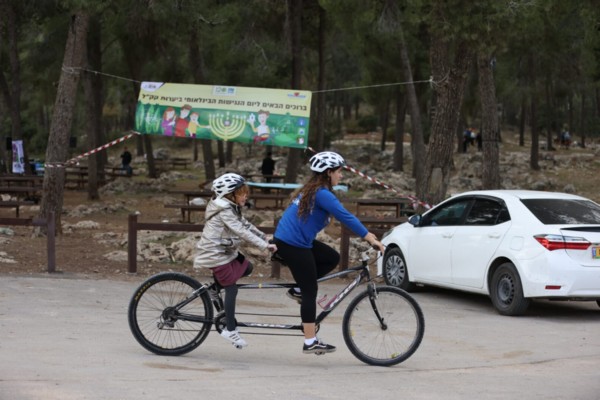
[
  {"xmin": 44, "ymin": 131, "xmax": 140, "ymax": 168},
  {"xmin": 306, "ymin": 147, "xmax": 431, "ymax": 210}
]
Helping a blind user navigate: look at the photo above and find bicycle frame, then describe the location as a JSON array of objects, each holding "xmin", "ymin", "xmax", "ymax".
[{"xmin": 173, "ymin": 259, "xmax": 374, "ymax": 334}]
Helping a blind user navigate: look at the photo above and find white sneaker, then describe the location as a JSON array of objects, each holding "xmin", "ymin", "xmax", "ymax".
[{"xmin": 220, "ymin": 329, "xmax": 248, "ymax": 348}]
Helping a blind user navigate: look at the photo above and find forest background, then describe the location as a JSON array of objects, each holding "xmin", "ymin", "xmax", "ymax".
[{"xmin": 1, "ymin": 0, "xmax": 600, "ymax": 229}]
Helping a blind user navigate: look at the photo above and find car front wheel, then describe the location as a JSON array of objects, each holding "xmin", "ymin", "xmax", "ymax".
[
  {"xmin": 382, "ymin": 247, "xmax": 415, "ymax": 291},
  {"xmin": 490, "ymin": 262, "xmax": 530, "ymax": 316}
]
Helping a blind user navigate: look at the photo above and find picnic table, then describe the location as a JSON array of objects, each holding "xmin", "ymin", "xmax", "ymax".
[
  {"xmin": 246, "ymin": 182, "xmax": 348, "ymax": 195},
  {"xmin": 0, "ymin": 175, "xmax": 44, "ymax": 187}
]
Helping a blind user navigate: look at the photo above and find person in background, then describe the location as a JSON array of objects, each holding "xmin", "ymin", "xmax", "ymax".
[
  {"xmin": 260, "ymin": 151, "xmax": 276, "ymax": 182},
  {"xmin": 120, "ymin": 147, "xmax": 133, "ymax": 176},
  {"xmin": 194, "ymin": 173, "xmax": 277, "ymax": 348},
  {"xmin": 273, "ymin": 151, "xmax": 385, "ymax": 355}
]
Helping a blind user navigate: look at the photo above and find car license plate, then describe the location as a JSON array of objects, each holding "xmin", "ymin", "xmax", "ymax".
[{"xmin": 593, "ymin": 246, "xmax": 600, "ymax": 259}]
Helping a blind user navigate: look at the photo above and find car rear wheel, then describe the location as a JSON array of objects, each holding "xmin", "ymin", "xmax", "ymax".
[
  {"xmin": 490, "ymin": 262, "xmax": 530, "ymax": 316},
  {"xmin": 382, "ymin": 247, "xmax": 416, "ymax": 291}
]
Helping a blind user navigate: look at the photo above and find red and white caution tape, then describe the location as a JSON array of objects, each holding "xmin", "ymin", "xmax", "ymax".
[
  {"xmin": 306, "ymin": 147, "xmax": 431, "ymax": 210},
  {"xmin": 44, "ymin": 131, "xmax": 140, "ymax": 168}
]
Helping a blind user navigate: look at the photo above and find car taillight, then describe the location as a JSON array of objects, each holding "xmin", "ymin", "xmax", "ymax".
[{"xmin": 534, "ymin": 234, "xmax": 591, "ymax": 251}]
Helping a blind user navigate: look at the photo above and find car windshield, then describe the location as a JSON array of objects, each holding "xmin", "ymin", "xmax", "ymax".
[{"xmin": 521, "ymin": 199, "xmax": 600, "ymax": 224}]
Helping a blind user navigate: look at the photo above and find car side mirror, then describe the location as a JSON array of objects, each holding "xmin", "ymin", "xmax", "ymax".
[{"xmin": 408, "ymin": 214, "xmax": 421, "ymax": 227}]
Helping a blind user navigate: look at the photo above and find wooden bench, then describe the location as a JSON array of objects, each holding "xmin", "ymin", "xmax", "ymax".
[
  {"xmin": 164, "ymin": 204, "xmax": 206, "ymax": 223},
  {"xmin": 0, "ymin": 200, "xmax": 35, "ymax": 217},
  {"xmin": 249, "ymin": 193, "xmax": 289, "ymax": 209},
  {"xmin": 170, "ymin": 158, "xmax": 191, "ymax": 169}
]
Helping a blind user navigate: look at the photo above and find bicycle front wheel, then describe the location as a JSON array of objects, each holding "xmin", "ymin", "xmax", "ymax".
[
  {"xmin": 128, "ymin": 272, "xmax": 214, "ymax": 356},
  {"xmin": 342, "ymin": 285, "xmax": 424, "ymax": 366}
]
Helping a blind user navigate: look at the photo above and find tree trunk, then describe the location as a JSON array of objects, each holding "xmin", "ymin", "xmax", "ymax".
[
  {"xmin": 189, "ymin": 23, "xmax": 215, "ymax": 180},
  {"xmin": 393, "ymin": 88, "xmax": 406, "ymax": 171},
  {"xmin": 477, "ymin": 53, "xmax": 501, "ymax": 189},
  {"xmin": 39, "ymin": 11, "xmax": 90, "ymax": 233},
  {"xmin": 316, "ymin": 4, "xmax": 326, "ymax": 151},
  {"xmin": 529, "ymin": 55, "xmax": 539, "ymax": 170},
  {"xmin": 0, "ymin": 0, "xmax": 31, "ymax": 174},
  {"xmin": 544, "ymin": 80, "xmax": 555, "ymax": 151},
  {"xmin": 217, "ymin": 141, "xmax": 225, "ymax": 167},
  {"xmin": 83, "ymin": 15, "xmax": 104, "ymax": 200},
  {"xmin": 519, "ymin": 95, "xmax": 526, "ymax": 147},
  {"xmin": 379, "ymin": 97, "xmax": 390, "ymax": 152},
  {"xmin": 416, "ymin": 34, "xmax": 472, "ymax": 206},
  {"xmin": 395, "ymin": 15, "xmax": 425, "ymax": 185},
  {"xmin": 285, "ymin": 0, "xmax": 303, "ymax": 184},
  {"xmin": 226, "ymin": 141, "xmax": 233, "ymax": 164},
  {"xmin": 579, "ymin": 90, "xmax": 586, "ymax": 148}
]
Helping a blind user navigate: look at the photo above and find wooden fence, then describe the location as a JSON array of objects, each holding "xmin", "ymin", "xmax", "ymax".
[{"xmin": 0, "ymin": 212, "xmax": 56, "ymax": 272}]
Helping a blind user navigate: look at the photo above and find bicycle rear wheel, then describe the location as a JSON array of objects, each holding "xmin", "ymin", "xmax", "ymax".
[
  {"xmin": 128, "ymin": 272, "xmax": 214, "ymax": 356},
  {"xmin": 342, "ymin": 285, "xmax": 424, "ymax": 366}
]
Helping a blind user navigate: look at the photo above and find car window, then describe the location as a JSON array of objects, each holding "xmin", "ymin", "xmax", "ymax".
[
  {"xmin": 421, "ymin": 199, "xmax": 472, "ymax": 226},
  {"xmin": 464, "ymin": 198, "xmax": 510, "ymax": 226},
  {"xmin": 521, "ymin": 199, "xmax": 600, "ymax": 224}
]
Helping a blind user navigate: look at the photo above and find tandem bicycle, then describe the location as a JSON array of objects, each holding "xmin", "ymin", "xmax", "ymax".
[{"xmin": 128, "ymin": 252, "xmax": 425, "ymax": 366}]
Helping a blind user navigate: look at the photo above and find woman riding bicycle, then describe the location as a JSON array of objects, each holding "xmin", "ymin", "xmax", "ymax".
[
  {"xmin": 194, "ymin": 173, "xmax": 277, "ymax": 348},
  {"xmin": 273, "ymin": 151, "xmax": 385, "ymax": 354}
]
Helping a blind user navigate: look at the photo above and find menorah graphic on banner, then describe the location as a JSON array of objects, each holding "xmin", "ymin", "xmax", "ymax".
[{"xmin": 208, "ymin": 112, "xmax": 247, "ymax": 141}]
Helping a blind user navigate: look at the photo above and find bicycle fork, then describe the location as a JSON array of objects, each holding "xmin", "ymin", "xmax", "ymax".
[{"xmin": 367, "ymin": 283, "xmax": 388, "ymax": 330}]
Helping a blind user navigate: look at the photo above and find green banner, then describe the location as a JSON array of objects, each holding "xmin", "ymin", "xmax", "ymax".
[{"xmin": 135, "ymin": 82, "xmax": 312, "ymax": 149}]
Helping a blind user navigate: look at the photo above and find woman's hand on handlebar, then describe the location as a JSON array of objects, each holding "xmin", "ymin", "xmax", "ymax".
[{"xmin": 364, "ymin": 232, "xmax": 385, "ymax": 254}]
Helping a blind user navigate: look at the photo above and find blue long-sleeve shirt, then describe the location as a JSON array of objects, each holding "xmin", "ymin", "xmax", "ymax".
[{"xmin": 274, "ymin": 188, "xmax": 368, "ymax": 248}]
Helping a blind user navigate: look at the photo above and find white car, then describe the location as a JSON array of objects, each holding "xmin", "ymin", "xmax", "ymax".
[{"xmin": 377, "ymin": 190, "xmax": 600, "ymax": 316}]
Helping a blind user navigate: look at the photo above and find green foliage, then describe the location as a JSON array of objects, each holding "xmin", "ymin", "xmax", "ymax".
[
  {"xmin": 357, "ymin": 115, "xmax": 379, "ymax": 133},
  {"xmin": 1, "ymin": 0, "xmax": 599, "ymax": 162}
]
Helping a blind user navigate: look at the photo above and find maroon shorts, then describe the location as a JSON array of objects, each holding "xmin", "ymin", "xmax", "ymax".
[{"xmin": 212, "ymin": 257, "xmax": 250, "ymax": 287}]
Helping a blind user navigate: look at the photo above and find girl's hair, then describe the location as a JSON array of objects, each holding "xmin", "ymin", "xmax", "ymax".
[
  {"xmin": 294, "ymin": 169, "xmax": 337, "ymax": 219},
  {"xmin": 224, "ymin": 184, "xmax": 249, "ymax": 202}
]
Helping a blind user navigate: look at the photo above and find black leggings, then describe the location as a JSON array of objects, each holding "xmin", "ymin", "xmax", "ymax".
[
  {"xmin": 220, "ymin": 262, "xmax": 253, "ymax": 331},
  {"xmin": 274, "ymin": 239, "xmax": 339, "ymax": 323}
]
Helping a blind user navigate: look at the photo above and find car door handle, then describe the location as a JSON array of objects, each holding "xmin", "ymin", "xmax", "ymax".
[
  {"xmin": 442, "ymin": 233, "xmax": 453, "ymax": 238},
  {"xmin": 488, "ymin": 233, "xmax": 501, "ymax": 239}
]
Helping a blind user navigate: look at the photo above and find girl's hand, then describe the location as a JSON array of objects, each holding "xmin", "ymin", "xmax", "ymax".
[{"xmin": 267, "ymin": 243, "xmax": 278, "ymax": 253}]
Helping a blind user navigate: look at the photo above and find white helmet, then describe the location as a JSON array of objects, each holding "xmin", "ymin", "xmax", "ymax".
[
  {"xmin": 309, "ymin": 151, "xmax": 345, "ymax": 173},
  {"xmin": 211, "ymin": 173, "xmax": 245, "ymax": 198}
]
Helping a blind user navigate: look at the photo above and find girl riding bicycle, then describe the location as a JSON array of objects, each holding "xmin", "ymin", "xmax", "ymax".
[
  {"xmin": 194, "ymin": 173, "xmax": 277, "ymax": 348},
  {"xmin": 273, "ymin": 151, "xmax": 385, "ymax": 354}
]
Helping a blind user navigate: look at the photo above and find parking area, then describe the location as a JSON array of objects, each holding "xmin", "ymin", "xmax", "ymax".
[{"xmin": 1, "ymin": 275, "xmax": 599, "ymax": 400}]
